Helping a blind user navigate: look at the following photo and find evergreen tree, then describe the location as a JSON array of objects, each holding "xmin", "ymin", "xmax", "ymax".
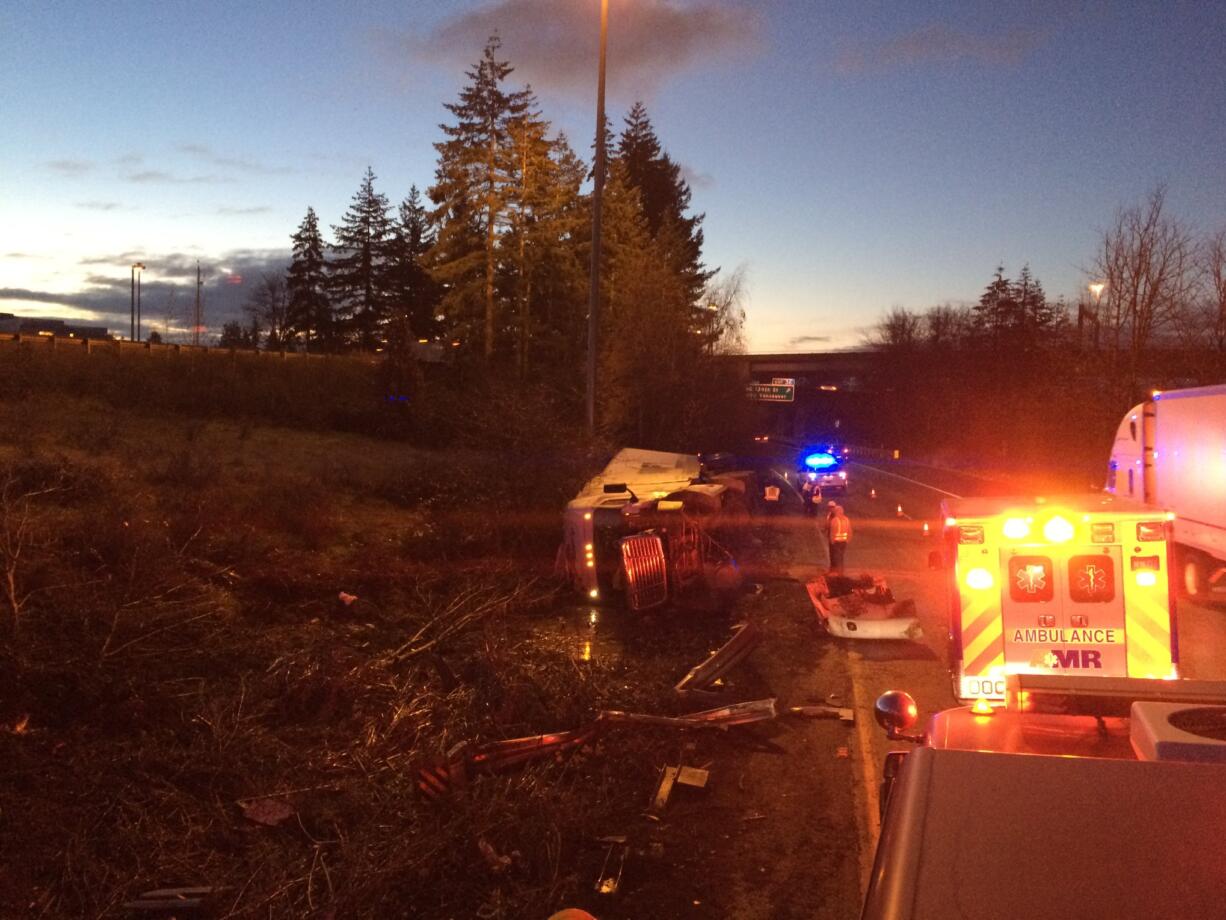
[
  {"xmin": 500, "ymin": 101, "xmax": 591, "ymax": 379},
  {"xmin": 386, "ymin": 185, "xmax": 440, "ymax": 341},
  {"xmin": 972, "ymin": 266, "xmax": 1019, "ymax": 347},
  {"xmin": 329, "ymin": 167, "xmax": 393, "ymax": 349},
  {"xmin": 598, "ymin": 164, "xmax": 701, "ymax": 445},
  {"xmin": 1012, "ymin": 263, "xmax": 1060, "ymax": 340},
  {"xmin": 286, "ymin": 206, "xmax": 332, "ymax": 350},
  {"xmin": 616, "ymin": 102, "xmax": 712, "ymax": 306},
  {"xmin": 429, "ymin": 35, "xmax": 531, "ymax": 361}
]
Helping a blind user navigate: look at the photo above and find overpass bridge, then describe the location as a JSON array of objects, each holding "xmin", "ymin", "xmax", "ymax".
[{"xmin": 715, "ymin": 350, "xmax": 882, "ymax": 441}]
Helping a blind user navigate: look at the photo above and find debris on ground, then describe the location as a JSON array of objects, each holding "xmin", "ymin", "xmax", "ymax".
[
  {"xmin": 674, "ymin": 620, "xmax": 762, "ymax": 696},
  {"xmin": 122, "ymin": 887, "xmax": 223, "ymax": 912},
  {"xmin": 415, "ymin": 700, "xmax": 774, "ymax": 800},
  {"xmin": 676, "ymin": 765, "xmax": 709, "ymax": 789},
  {"xmin": 478, "ymin": 837, "xmax": 513, "ymax": 873},
  {"xmin": 595, "ymin": 837, "xmax": 628, "ymax": 894},
  {"xmin": 787, "ymin": 704, "xmax": 855, "ymax": 723},
  {"xmin": 649, "ymin": 765, "xmax": 681, "ymax": 816},
  {"xmin": 238, "ymin": 797, "xmax": 296, "ymax": 827},
  {"xmin": 649, "ymin": 763, "xmax": 711, "ymax": 818},
  {"xmin": 805, "ymin": 574, "xmax": 923, "ymax": 640}
]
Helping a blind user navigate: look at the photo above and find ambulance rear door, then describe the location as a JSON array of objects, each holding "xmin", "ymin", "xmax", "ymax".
[{"xmin": 1000, "ymin": 544, "xmax": 1127, "ymax": 677}]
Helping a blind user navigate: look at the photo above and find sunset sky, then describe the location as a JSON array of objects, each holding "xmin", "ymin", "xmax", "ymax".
[{"xmin": 2, "ymin": 0, "xmax": 1224, "ymax": 350}]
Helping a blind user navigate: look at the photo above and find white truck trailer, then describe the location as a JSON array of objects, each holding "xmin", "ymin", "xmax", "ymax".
[{"xmin": 1107, "ymin": 383, "xmax": 1226, "ymax": 597}]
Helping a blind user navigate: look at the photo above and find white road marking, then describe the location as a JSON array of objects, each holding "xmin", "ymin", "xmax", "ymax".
[{"xmin": 852, "ymin": 462, "xmax": 963, "ymax": 499}]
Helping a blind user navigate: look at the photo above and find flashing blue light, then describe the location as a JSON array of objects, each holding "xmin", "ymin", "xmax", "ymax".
[{"xmin": 804, "ymin": 452, "xmax": 838, "ymax": 470}]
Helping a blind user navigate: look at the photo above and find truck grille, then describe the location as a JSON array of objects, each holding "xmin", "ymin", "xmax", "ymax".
[{"xmin": 621, "ymin": 534, "xmax": 668, "ymax": 611}]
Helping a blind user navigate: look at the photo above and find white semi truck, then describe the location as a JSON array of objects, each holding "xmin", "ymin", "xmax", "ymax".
[{"xmin": 1107, "ymin": 383, "xmax": 1226, "ymax": 597}]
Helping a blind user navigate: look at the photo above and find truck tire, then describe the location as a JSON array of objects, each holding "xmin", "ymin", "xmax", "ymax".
[{"xmin": 1184, "ymin": 556, "xmax": 1204, "ymax": 598}]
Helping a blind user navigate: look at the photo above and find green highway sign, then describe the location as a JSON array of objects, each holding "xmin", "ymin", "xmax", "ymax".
[{"xmin": 746, "ymin": 382, "xmax": 795, "ymax": 403}]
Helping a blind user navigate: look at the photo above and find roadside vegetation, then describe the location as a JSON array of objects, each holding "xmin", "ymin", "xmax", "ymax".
[
  {"xmin": 0, "ymin": 341, "xmax": 761, "ymax": 917},
  {"xmin": 861, "ymin": 187, "xmax": 1226, "ymax": 482}
]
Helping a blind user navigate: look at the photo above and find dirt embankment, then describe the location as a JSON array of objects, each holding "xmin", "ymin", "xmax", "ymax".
[{"xmin": 0, "ymin": 395, "xmax": 863, "ymax": 918}]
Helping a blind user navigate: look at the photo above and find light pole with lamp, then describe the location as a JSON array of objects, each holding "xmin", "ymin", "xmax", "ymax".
[
  {"xmin": 1089, "ymin": 282, "xmax": 1105, "ymax": 350},
  {"xmin": 586, "ymin": 0, "xmax": 609, "ymax": 438},
  {"xmin": 130, "ymin": 261, "xmax": 145, "ymax": 340}
]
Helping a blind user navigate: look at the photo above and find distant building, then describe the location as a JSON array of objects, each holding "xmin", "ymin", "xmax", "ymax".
[{"xmin": 0, "ymin": 313, "xmax": 112, "ymax": 339}]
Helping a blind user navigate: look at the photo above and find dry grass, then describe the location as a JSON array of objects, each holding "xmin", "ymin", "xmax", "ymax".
[{"xmin": 0, "ymin": 391, "xmax": 735, "ymax": 918}]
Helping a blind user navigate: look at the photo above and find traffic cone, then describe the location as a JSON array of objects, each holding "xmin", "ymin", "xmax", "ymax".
[
  {"xmin": 922, "ymin": 521, "xmax": 930, "ymax": 537},
  {"xmin": 870, "ymin": 488, "xmax": 877, "ymax": 499},
  {"xmin": 896, "ymin": 504, "xmax": 904, "ymax": 518}
]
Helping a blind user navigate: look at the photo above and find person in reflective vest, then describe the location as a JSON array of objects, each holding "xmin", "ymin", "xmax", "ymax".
[
  {"xmin": 801, "ymin": 474, "xmax": 821, "ymax": 515},
  {"xmin": 763, "ymin": 481, "xmax": 781, "ymax": 508},
  {"xmin": 828, "ymin": 505, "xmax": 852, "ymax": 572}
]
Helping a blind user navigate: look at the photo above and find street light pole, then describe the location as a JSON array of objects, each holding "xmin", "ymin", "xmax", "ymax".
[
  {"xmin": 586, "ymin": 0, "xmax": 609, "ymax": 438},
  {"xmin": 130, "ymin": 262, "xmax": 145, "ymax": 341},
  {"xmin": 1089, "ymin": 282, "xmax": 1105, "ymax": 351}
]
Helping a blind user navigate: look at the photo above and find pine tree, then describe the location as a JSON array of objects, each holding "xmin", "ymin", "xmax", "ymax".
[
  {"xmin": 597, "ymin": 164, "xmax": 701, "ymax": 445},
  {"xmin": 329, "ymin": 167, "xmax": 393, "ymax": 350},
  {"xmin": 616, "ymin": 102, "xmax": 712, "ymax": 306},
  {"xmin": 387, "ymin": 185, "xmax": 440, "ymax": 342},
  {"xmin": 972, "ymin": 266, "xmax": 1019, "ymax": 348},
  {"xmin": 1012, "ymin": 263, "xmax": 1061, "ymax": 340},
  {"xmin": 286, "ymin": 207, "xmax": 332, "ymax": 350},
  {"xmin": 499, "ymin": 98, "xmax": 592, "ymax": 379},
  {"xmin": 429, "ymin": 35, "xmax": 531, "ymax": 361}
]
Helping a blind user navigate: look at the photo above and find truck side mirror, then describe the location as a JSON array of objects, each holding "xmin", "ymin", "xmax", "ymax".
[{"xmin": 874, "ymin": 690, "xmax": 921, "ymax": 741}]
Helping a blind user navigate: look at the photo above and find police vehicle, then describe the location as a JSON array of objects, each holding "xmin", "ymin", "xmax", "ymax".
[{"xmin": 800, "ymin": 446, "xmax": 849, "ymax": 495}]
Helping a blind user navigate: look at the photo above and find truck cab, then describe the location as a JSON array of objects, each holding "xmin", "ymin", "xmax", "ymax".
[{"xmin": 864, "ymin": 674, "xmax": 1226, "ymax": 920}]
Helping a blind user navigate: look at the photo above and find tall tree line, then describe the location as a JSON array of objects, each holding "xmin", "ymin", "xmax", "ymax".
[
  {"xmin": 257, "ymin": 35, "xmax": 742, "ymax": 449},
  {"xmin": 864, "ymin": 185, "xmax": 1226, "ymax": 476}
]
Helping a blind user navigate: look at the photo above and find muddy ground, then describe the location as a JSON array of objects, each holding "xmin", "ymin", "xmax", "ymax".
[
  {"xmin": 0, "ymin": 393, "xmax": 866, "ymax": 919},
  {"xmin": 554, "ymin": 504, "xmax": 863, "ymax": 920}
]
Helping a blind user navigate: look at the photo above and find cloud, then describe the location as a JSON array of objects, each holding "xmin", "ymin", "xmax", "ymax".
[
  {"xmin": 217, "ymin": 206, "xmax": 272, "ymax": 216},
  {"xmin": 76, "ymin": 201, "xmax": 127, "ymax": 211},
  {"xmin": 115, "ymin": 153, "xmax": 144, "ymax": 166},
  {"xmin": 46, "ymin": 159, "xmax": 93, "ymax": 175},
  {"xmin": 178, "ymin": 143, "xmax": 292, "ymax": 176},
  {"xmin": 5, "ymin": 248, "xmax": 291, "ymax": 334},
  {"xmin": 396, "ymin": 0, "xmax": 762, "ymax": 98},
  {"xmin": 679, "ymin": 163, "xmax": 715, "ymax": 190},
  {"xmin": 126, "ymin": 170, "xmax": 235, "ymax": 185},
  {"xmin": 835, "ymin": 24, "xmax": 1043, "ymax": 76},
  {"xmin": 788, "ymin": 334, "xmax": 832, "ymax": 346}
]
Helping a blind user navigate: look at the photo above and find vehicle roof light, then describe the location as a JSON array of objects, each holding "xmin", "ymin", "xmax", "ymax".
[
  {"xmin": 958, "ymin": 525, "xmax": 984, "ymax": 544},
  {"xmin": 804, "ymin": 452, "xmax": 837, "ymax": 470},
  {"xmin": 971, "ymin": 698, "xmax": 995, "ymax": 715},
  {"xmin": 1137, "ymin": 521, "xmax": 1165, "ymax": 541},
  {"xmin": 1135, "ymin": 570, "xmax": 1158, "ymax": 587},
  {"xmin": 965, "ymin": 567, "xmax": 994, "ymax": 590},
  {"xmin": 1002, "ymin": 517, "xmax": 1030, "ymax": 540},
  {"xmin": 1043, "ymin": 515, "xmax": 1075, "ymax": 543},
  {"xmin": 1091, "ymin": 522, "xmax": 1115, "ymax": 543}
]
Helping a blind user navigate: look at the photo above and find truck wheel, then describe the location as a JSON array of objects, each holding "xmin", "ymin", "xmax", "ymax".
[{"xmin": 1184, "ymin": 557, "xmax": 1204, "ymax": 597}]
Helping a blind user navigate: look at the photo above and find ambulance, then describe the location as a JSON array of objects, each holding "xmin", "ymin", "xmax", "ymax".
[{"xmin": 941, "ymin": 493, "xmax": 1177, "ymax": 701}]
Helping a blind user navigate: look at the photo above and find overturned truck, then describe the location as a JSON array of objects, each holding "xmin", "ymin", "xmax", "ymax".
[{"xmin": 561, "ymin": 448, "xmax": 749, "ymax": 611}]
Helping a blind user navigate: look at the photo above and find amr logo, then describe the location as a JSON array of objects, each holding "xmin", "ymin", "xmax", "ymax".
[{"xmin": 1041, "ymin": 649, "xmax": 1104, "ymax": 669}]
